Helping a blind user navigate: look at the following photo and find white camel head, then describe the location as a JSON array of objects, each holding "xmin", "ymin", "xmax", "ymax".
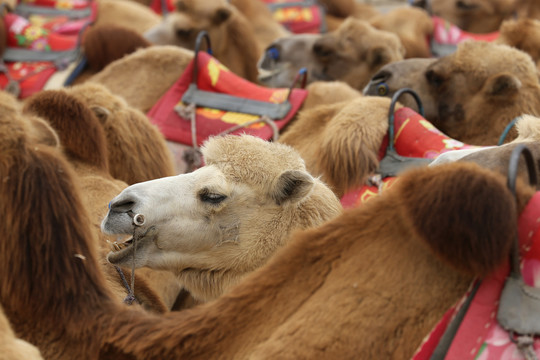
[{"xmin": 101, "ymin": 135, "xmax": 341, "ymax": 301}]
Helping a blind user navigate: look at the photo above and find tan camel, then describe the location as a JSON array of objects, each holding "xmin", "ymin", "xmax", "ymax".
[
  {"xmin": 144, "ymin": 0, "xmax": 261, "ymax": 82},
  {"xmin": 258, "ymin": 18, "xmax": 405, "ymax": 89},
  {"xmin": 1, "ymin": 113, "xmax": 532, "ymax": 359},
  {"xmin": 102, "ymin": 134, "xmax": 342, "ymax": 302},
  {"xmin": 425, "ymin": 41, "xmax": 540, "ymax": 145},
  {"xmin": 369, "ymin": 6, "xmax": 434, "ymax": 58},
  {"xmin": 0, "ymin": 303, "xmax": 43, "ymax": 360},
  {"xmin": 496, "ymin": 18, "xmax": 540, "ymax": 70}
]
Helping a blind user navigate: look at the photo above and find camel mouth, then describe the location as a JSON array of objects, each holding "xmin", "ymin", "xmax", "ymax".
[
  {"xmin": 108, "ymin": 236, "xmax": 134, "ymax": 253},
  {"xmin": 106, "ymin": 226, "xmax": 158, "ymax": 266}
]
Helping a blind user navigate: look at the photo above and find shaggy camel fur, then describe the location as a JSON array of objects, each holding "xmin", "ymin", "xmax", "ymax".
[
  {"xmin": 102, "ymin": 134, "xmax": 342, "ymax": 302},
  {"xmin": 21, "ymin": 89, "xmax": 177, "ymax": 313},
  {"xmin": 258, "ymin": 18, "xmax": 405, "ymax": 89},
  {"xmin": 279, "ymin": 96, "xmax": 395, "ymax": 197},
  {"xmin": 65, "ymin": 83, "xmax": 176, "ymax": 185},
  {"xmin": 1, "ymin": 114, "xmax": 533, "ymax": 359},
  {"xmin": 363, "ymin": 58, "xmax": 437, "ymax": 120},
  {"xmin": 0, "ymin": 303, "xmax": 43, "ymax": 360},
  {"xmin": 496, "ymin": 18, "xmax": 540, "ymax": 70},
  {"xmin": 144, "ymin": 0, "xmax": 261, "ymax": 83},
  {"xmin": 82, "ymin": 24, "xmax": 152, "ymax": 74},
  {"xmin": 369, "ymin": 6, "xmax": 434, "ymax": 59},
  {"xmin": 415, "ymin": 0, "xmax": 518, "ymax": 33},
  {"xmin": 425, "ymin": 41, "xmax": 540, "ymax": 145}
]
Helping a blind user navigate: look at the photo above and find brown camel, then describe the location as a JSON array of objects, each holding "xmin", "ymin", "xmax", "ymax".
[
  {"xmin": 425, "ymin": 41, "xmax": 540, "ymax": 145},
  {"xmin": 414, "ymin": 0, "xmax": 518, "ymax": 33},
  {"xmin": 363, "ymin": 58, "xmax": 437, "ymax": 121},
  {"xmin": 0, "ymin": 111, "xmax": 533, "ymax": 358},
  {"xmin": 21, "ymin": 89, "xmax": 178, "ymax": 312},
  {"xmin": 258, "ymin": 17, "xmax": 405, "ymax": 90},
  {"xmin": 369, "ymin": 6, "xmax": 434, "ymax": 58},
  {"xmin": 144, "ymin": 0, "xmax": 261, "ymax": 83}
]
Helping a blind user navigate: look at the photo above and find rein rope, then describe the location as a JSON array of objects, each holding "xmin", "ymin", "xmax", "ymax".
[{"xmin": 114, "ymin": 212, "xmax": 148, "ymax": 305}]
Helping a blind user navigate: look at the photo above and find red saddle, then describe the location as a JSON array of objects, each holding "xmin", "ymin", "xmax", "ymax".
[
  {"xmin": 147, "ymin": 50, "xmax": 307, "ymax": 147},
  {"xmin": 341, "ymin": 107, "xmax": 480, "ymax": 208},
  {"xmin": 430, "ymin": 16, "xmax": 499, "ymax": 57},
  {"xmin": 262, "ymin": 0, "xmax": 326, "ymax": 34}
]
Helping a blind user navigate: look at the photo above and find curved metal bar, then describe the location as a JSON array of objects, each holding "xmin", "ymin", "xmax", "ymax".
[
  {"xmin": 507, "ymin": 144, "xmax": 538, "ymax": 276},
  {"xmin": 387, "ymin": 88, "xmax": 425, "ymax": 152},
  {"xmin": 191, "ymin": 31, "xmax": 212, "ymax": 86},
  {"xmin": 498, "ymin": 116, "xmax": 521, "ymax": 146}
]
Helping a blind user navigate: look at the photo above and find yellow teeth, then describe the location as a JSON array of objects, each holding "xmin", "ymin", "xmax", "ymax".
[{"xmin": 106, "ymin": 239, "xmax": 130, "ymax": 253}]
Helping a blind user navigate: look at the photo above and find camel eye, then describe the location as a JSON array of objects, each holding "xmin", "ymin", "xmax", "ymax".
[
  {"xmin": 377, "ymin": 83, "xmax": 389, "ymax": 96},
  {"xmin": 200, "ymin": 192, "xmax": 227, "ymax": 204},
  {"xmin": 176, "ymin": 28, "xmax": 194, "ymax": 39}
]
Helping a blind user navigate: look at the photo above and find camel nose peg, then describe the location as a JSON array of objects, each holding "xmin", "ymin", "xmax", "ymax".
[{"xmin": 133, "ymin": 214, "xmax": 145, "ymax": 227}]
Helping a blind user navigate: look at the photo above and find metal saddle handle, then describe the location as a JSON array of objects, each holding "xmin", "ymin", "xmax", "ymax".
[
  {"xmin": 497, "ymin": 144, "xmax": 540, "ymax": 336},
  {"xmin": 377, "ymin": 88, "xmax": 430, "ymax": 178}
]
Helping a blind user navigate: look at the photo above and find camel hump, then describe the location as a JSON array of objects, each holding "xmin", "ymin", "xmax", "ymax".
[
  {"xmin": 83, "ymin": 24, "xmax": 151, "ymax": 72},
  {"xmin": 395, "ymin": 162, "xmax": 518, "ymax": 277},
  {"xmin": 23, "ymin": 90, "xmax": 109, "ymax": 171}
]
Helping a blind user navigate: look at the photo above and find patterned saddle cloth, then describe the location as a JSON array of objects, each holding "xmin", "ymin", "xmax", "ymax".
[
  {"xmin": 0, "ymin": 0, "xmax": 96, "ymax": 98},
  {"xmin": 341, "ymin": 107, "xmax": 480, "ymax": 207},
  {"xmin": 147, "ymin": 50, "xmax": 307, "ymax": 147}
]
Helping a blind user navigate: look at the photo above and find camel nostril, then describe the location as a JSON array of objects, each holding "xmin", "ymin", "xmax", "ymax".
[{"xmin": 109, "ymin": 198, "xmax": 136, "ymax": 213}]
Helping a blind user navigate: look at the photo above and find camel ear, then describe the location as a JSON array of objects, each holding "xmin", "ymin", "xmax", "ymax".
[
  {"xmin": 396, "ymin": 163, "xmax": 518, "ymax": 277},
  {"xmin": 271, "ymin": 170, "xmax": 314, "ymax": 206},
  {"xmin": 368, "ymin": 47, "xmax": 391, "ymax": 68},
  {"xmin": 484, "ymin": 73, "xmax": 521, "ymax": 98},
  {"xmin": 212, "ymin": 7, "xmax": 231, "ymax": 25},
  {"xmin": 90, "ymin": 106, "xmax": 111, "ymax": 123}
]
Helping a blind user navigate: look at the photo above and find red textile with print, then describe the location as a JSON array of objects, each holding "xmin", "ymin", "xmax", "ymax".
[
  {"xmin": 412, "ymin": 192, "xmax": 540, "ymax": 360},
  {"xmin": 0, "ymin": 2, "xmax": 96, "ymax": 98},
  {"xmin": 431, "ymin": 16, "xmax": 499, "ymax": 47},
  {"xmin": 149, "ymin": 0, "xmax": 174, "ymax": 15},
  {"xmin": 147, "ymin": 51, "xmax": 307, "ymax": 146},
  {"xmin": 261, "ymin": 0, "xmax": 325, "ymax": 34},
  {"xmin": 341, "ymin": 108, "xmax": 480, "ymax": 208}
]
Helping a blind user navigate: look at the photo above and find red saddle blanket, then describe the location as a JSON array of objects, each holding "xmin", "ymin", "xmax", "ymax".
[
  {"xmin": 413, "ymin": 192, "xmax": 540, "ymax": 360},
  {"xmin": 340, "ymin": 108, "xmax": 480, "ymax": 208},
  {"xmin": 430, "ymin": 15, "xmax": 499, "ymax": 56},
  {"xmin": 0, "ymin": 0, "xmax": 96, "ymax": 98},
  {"xmin": 147, "ymin": 51, "xmax": 308, "ymax": 147},
  {"xmin": 149, "ymin": 0, "xmax": 174, "ymax": 15},
  {"xmin": 262, "ymin": 0, "xmax": 326, "ymax": 34}
]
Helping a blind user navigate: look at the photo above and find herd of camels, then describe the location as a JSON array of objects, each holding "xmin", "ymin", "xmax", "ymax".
[{"xmin": 2, "ymin": 0, "xmax": 540, "ymax": 359}]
